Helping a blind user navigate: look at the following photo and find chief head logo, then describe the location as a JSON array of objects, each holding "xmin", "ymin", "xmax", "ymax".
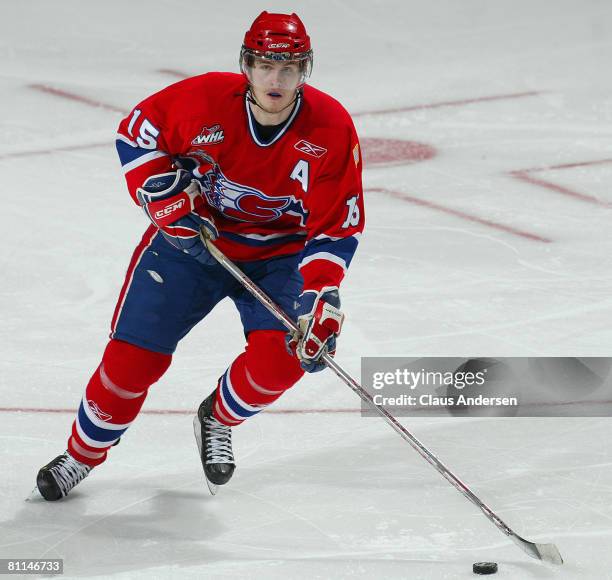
[
  {"xmin": 200, "ymin": 168, "xmax": 306, "ymax": 224},
  {"xmin": 192, "ymin": 124, "xmax": 225, "ymax": 145}
]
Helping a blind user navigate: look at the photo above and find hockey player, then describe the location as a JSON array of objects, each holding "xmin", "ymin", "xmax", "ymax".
[{"xmin": 36, "ymin": 11, "xmax": 364, "ymax": 500}]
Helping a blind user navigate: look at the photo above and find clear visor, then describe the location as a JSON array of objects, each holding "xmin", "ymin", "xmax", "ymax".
[{"xmin": 240, "ymin": 49, "xmax": 312, "ymax": 91}]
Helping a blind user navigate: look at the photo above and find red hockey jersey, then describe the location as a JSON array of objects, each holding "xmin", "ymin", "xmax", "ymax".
[{"xmin": 116, "ymin": 72, "xmax": 364, "ymax": 292}]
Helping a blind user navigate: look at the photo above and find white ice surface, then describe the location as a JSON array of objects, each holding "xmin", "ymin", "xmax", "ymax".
[{"xmin": 2, "ymin": 1, "xmax": 612, "ymax": 578}]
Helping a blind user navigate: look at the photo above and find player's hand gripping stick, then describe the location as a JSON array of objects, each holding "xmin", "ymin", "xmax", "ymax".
[
  {"xmin": 286, "ymin": 288, "xmax": 344, "ymax": 373},
  {"xmin": 137, "ymin": 170, "xmax": 218, "ymax": 265}
]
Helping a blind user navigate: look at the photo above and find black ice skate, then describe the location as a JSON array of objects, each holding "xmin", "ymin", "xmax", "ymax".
[
  {"xmin": 36, "ymin": 451, "xmax": 92, "ymax": 501},
  {"xmin": 193, "ymin": 393, "xmax": 235, "ymax": 495}
]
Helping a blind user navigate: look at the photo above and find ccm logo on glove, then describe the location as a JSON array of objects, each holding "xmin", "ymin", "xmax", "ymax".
[
  {"xmin": 136, "ymin": 169, "xmax": 218, "ymax": 266},
  {"xmin": 154, "ymin": 198, "xmax": 186, "ymax": 220}
]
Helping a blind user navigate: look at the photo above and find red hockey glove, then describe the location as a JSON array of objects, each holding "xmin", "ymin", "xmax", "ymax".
[
  {"xmin": 136, "ymin": 170, "xmax": 218, "ymax": 265},
  {"xmin": 286, "ymin": 288, "xmax": 344, "ymax": 373}
]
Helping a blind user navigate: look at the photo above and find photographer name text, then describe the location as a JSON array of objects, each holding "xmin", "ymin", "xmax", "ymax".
[{"xmin": 372, "ymin": 394, "xmax": 519, "ymax": 407}]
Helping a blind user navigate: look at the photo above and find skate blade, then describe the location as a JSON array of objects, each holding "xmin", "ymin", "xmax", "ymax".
[
  {"xmin": 205, "ymin": 478, "xmax": 218, "ymax": 496},
  {"xmin": 193, "ymin": 415, "xmax": 218, "ymax": 496},
  {"xmin": 25, "ymin": 486, "xmax": 43, "ymax": 502}
]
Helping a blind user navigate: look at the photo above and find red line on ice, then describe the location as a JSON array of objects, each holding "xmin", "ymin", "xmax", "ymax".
[
  {"xmin": 509, "ymin": 158, "xmax": 612, "ymax": 208},
  {"xmin": 517, "ymin": 157, "xmax": 612, "ymax": 173},
  {"xmin": 353, "ymin": 91, "xmax": 542, "ymax": 117},
  {"xmin": 0, "ymin": 399, "xmax": 607, "ymax": 416},
  {"xmin": 157, "ymin": 68, "xmax": 193, "ymax": 79},
  {"xmin": 369, "ymin": 187, "xmax": 552, "ymax": 243},
  {"xmin": 0, "ymin": 142, "xmax": 109, "ymax": 160},
  {"xmin": 510, "ymin": 171, "xmax": 612, "ymax": 207},
  {"xmin": 29, "ymin": 83, "xmax": 128, "ymax": 115}
]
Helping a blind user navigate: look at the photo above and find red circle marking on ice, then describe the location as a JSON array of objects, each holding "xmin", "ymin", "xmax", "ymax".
[{"xmin": 361, "ymin": 138, "xmax": 436, "ymax": 167}]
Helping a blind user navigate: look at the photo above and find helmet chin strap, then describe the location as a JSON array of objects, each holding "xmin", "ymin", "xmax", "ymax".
[{"xmin": 246, "ymin": 88, "xmax": 300, "ymax": 117}]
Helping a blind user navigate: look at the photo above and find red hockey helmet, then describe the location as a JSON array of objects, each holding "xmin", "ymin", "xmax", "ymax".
[{"xmin": 240, "ymin": 11, "xmax": 313, "ymax": 87}]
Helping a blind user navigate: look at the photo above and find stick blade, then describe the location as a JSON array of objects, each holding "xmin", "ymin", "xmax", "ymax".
[
  {"xmin": 534, "ymin": 542, "xmax": 564, "ymax": 565},
  {"xmin": 511, "ymin": 534, "xmax": 563, "ymax": 565}
]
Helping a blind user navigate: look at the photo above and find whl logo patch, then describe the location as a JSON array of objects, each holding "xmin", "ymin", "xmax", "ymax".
[
  {"xmin": 294, "ymin": 139, "xmax": 327, "ymax": 158},
  {"xmin": 192, "ymin": 124, "xmax": 225, "ymax": 145}
]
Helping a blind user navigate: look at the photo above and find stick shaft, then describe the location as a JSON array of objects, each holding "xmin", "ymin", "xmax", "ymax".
[{"xmin": 201, "ymin": 234, "xmax": 561, "ymax": 563}]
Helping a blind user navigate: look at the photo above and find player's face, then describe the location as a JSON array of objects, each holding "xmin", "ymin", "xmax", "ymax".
[{"xmin": 248, "ymin": 59, "xmax": 301, "ymax": 113}]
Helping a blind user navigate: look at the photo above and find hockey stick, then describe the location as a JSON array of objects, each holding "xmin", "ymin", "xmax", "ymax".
[{"xmin": 199, "ymin": 229, "xmax": 563, "ymax": 565}]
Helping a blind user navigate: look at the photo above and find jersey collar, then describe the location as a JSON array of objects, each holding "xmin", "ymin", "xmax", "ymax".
[{"xmin": 245, "ymin": 90, "xmax": 302, "ymax": 147}]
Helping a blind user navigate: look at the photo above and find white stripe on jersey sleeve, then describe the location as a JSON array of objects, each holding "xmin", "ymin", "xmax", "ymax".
[
  {"xmin": 238, "ymin": 231, "xmax": 307, "ymax": 241},
  {"xmin": 116, "ymin": 133, "xmax": 139, "ymax": 147},
  {"xmin": 298, "ymin": 251, "xmax": 348, "ymax": 272},
  {"xmin": 121, "ymin": 150, "xmax": 169, "ymax": 174},
  {"xmin": 313, "ymin": 233, "xmax": 362, "ymax": 242}
]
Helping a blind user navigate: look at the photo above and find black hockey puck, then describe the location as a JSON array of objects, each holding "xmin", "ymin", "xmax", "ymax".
[{"xmin": 473, "ymin": 562, "xmax": 498, "ymax": 575}]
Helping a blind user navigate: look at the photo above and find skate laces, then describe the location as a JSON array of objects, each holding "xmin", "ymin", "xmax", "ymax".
[
  {"xmin": 50, "ymin": 453, "xmax": 92, "ymax": 496},
  {"xmin": 204, "ymin": 417, "xmax": 234, "ymax": 464}
]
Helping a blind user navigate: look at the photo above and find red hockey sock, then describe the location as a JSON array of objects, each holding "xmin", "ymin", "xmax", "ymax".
[
  {"xmin": 67, "ymin": 339, "xmax": 171, "ymax": 466},
  {"xmin": 213, "ymin": 330, "xmax": 304, "ymax": 426}
]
